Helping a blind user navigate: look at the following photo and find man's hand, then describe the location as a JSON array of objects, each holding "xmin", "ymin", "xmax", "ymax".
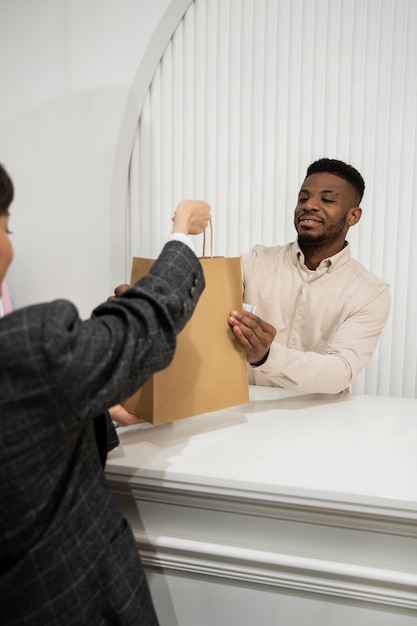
[
  {"xmin": 172, "ymin": 200, "xmax": 211, "ymax": 235},
  {"xmin": 228, "ymin": 310, "xmax": 276, "ymax": 365}
]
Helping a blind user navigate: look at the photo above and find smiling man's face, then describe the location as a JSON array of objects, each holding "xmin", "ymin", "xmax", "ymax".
[{"xmin": 294, "ymin": 172, "xmax": 360, "ymax": 251}]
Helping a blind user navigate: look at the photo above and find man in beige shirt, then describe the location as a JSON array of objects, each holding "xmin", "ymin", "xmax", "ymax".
[{"xmin": 228, "ymin": 158, "xmax": 391, "ymax": 394}]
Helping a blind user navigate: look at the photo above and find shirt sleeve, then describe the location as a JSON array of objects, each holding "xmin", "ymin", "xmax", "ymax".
[
  {"xmin": 168, "ymin": 232, "xmax": 195, "ymax": 252},
  {"xmin": 251, "ymin": 285, "xmax": 391, "ymax": 394}
]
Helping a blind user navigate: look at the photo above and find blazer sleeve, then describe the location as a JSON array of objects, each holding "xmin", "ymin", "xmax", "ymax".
[{"xmin": 6, "ymin": 240, "xmax": 205, "ymax": 421}]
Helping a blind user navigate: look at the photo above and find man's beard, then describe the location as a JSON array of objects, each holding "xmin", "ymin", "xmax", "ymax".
[{"xmin": 296, "ymin": 215, "xmax": 347, "ymax": 248}]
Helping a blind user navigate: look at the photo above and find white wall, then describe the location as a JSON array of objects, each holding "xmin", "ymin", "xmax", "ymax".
[
  {"xmin": 0, "ymin": 0, "xmax": 171, "ymax": 318},
  {"xmin": 120, "ymin": 0, "xmax": 417, "ymax": 398}
]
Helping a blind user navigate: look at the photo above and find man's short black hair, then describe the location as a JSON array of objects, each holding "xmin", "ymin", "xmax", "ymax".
[
  {"xmin": 306, "ymin": 158, "xmax": 365, "ymax": 205},
  {"xmin": 0, "ymin": 163, "xmax": 14, "ymax": 216}
]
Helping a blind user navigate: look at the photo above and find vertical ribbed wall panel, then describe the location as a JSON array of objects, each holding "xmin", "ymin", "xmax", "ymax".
[{"xmin": 127, "ymin": 0, "xmax": 417, "ymax": 398}]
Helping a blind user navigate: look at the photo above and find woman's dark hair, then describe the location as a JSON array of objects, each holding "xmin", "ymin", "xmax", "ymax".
[{"xmin": 0, "ymin": 163, "xmax": 14, "ymax": 216}]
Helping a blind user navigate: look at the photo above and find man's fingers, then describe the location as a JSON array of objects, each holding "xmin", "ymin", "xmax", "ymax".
[{"xmin": 230, "ymin": 311, "xmax": 275, "ymax": 339}]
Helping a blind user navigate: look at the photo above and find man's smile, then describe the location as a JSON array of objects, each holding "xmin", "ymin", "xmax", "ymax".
[{"xmin": 298, "ymin": 215, "xmax": 323, "ymax": 226}]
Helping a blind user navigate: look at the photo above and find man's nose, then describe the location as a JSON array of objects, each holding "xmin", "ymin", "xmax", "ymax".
[{"xmin": 304, "ymin": 197, "xmax": 320, "ymax": 210}]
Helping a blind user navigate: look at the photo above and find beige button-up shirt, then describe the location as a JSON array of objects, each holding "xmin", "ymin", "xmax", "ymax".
[{"xmin": 241, "ymin": 241, "xmax": 391, "ymax": 394}]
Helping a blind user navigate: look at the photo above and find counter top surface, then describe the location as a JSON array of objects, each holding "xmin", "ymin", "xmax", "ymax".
[{"xmin": 106, "ymin": 387, "xmax": 417, "ymax": 513}]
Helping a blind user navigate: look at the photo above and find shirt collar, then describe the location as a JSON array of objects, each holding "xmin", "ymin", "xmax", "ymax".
[{"xmin": 292, "ymin": 240, "xmax": 351, "ymax": 272}]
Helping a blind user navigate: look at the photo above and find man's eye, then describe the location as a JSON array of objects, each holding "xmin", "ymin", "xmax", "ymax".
[
  {"xmin": 322, "ymin": 199, "xmax": 334, "ymax": 203},
  {"xmin": 6, "ymin": 229, "xmax": 13, "ymax": 235}
]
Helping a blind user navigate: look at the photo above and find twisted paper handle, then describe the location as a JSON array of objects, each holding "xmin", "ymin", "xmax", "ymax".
[{"xmin": 202, "ymin": 219, "xmax": 213, "ymax": 258}]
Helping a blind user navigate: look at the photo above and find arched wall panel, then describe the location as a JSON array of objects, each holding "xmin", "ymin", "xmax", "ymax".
[{"xmin": 116, "ymin": 0, "xmax": 417, "ymax": 398}]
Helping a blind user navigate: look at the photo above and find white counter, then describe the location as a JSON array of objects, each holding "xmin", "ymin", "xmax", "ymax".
[{"xmin": 106, "ymin": 387, "xmax": 417, "ymax": 626}]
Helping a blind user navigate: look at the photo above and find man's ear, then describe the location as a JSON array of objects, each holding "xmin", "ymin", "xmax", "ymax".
[{"xmin": 347, "ymin": 206, "xmax": 362, "ymax": 226}]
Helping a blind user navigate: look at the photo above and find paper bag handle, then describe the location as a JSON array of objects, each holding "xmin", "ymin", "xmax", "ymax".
[{"xmin": 202, "ymin": 219, "xmax": 213, "ymax": 258}]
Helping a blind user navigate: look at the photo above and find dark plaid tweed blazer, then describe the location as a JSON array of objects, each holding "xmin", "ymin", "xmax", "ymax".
[{"xmin": 0, "ymin": 241, "xmax": 204, "ymax": 625}]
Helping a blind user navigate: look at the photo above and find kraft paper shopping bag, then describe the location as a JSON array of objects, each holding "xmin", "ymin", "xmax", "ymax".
[{"xmin": 122, "ymin": 226, "xmax": 249, "ymax": 424}]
